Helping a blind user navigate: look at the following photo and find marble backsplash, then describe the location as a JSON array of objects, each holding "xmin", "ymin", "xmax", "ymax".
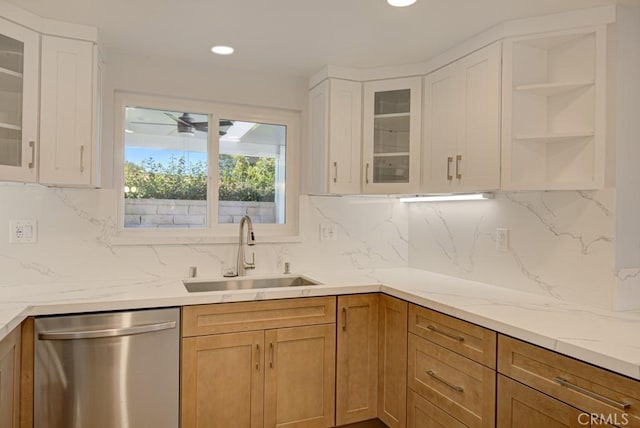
[
  {"xmin": 0, "ymin": 183, "xmax": 409, "ymax": 286},
  {"xmin": 407, "ymin": 189, "xmax": 620, "ymax": 309},
  {"xmin": 1, "ymin": 183, "xmax": 634, "ymax": 311}
]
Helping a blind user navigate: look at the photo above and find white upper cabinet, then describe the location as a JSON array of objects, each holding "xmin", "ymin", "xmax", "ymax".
[
  {"xmin": 39, "ymin": 35, "xmax": 101, "ymax": 187},
  {"xmin": 0, "ymin": 17, "xmax": 39, "ymax": 183},
  {"xmin": 362, "ymin": 77, "xmax": 422, "ymax": 194},
  {"xmin": 423, "ymin": 42, "xmax": 501, "ymax": 193},
  {"xmin": 501, "ymin": 26, "xmax": 606, "ymax": 190},
  {"xmin": 309, "ymin": 78, "xmax": 362, "ymax": 194}
]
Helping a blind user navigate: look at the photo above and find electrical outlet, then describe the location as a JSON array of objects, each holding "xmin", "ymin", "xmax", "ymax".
[
  {"xmin": 496, "ymin": 228, "xmax": 509, "ymax": 252},
  {"xmin": 319, "ymin": 223, "xmax": 337, "ymax": 241},
  {"xmin": 9, "ymin": 220, "xmax": 37, "ymax": 243}
]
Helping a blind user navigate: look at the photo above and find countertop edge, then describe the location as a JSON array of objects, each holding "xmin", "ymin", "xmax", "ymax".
[{"xmin": 1, "ymin": 275, "xmax": 639, "ymax": 381}]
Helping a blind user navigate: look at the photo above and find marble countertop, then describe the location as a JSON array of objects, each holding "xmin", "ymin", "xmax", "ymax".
[{"xmin": 1, "ymin": 267, "xmax": 639, "ymax": 380}]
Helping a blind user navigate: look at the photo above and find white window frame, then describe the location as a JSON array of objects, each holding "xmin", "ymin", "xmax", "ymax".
[{"xmin": 113, "ymin": 92, "xmax": 300, "ymax": 244}]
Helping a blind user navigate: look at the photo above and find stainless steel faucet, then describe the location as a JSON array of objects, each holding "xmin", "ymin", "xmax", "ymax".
[{"xmin": 225, "ymin": 215, "xmax": 255, "ymax": 277}]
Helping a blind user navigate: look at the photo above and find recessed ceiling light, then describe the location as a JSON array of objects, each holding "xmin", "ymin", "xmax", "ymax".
[
  {"xmin": 387, "ymin": 0, "xmax": 416, "ymax": 6},
  {"xmin": 211, "ymin": 45, "xmax": 234, "ymax": 55}
]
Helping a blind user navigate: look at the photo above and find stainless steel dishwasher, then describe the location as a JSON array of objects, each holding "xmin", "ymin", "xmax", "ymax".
[{"xmin": 34, "ymin": 307, "xmax": 180, "ymax": 428}]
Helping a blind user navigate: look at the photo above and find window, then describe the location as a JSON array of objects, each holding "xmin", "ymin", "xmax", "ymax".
[{"xmin": 115, "ymin": 93, "xmax": 299, "ymax": 242}]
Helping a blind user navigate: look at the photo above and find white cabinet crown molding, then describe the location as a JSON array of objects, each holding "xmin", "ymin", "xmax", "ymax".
[
  {"xmin": 0, "ymin": 0, "xmax": 98, "ymax": 42},
  {"xmin": 309, "ymin": 4, "xmax": 615, "ymax": 86}
]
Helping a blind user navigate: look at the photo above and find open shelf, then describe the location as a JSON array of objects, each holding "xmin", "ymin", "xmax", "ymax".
[
  {"xmin": 373, "ymin": 152, "xmax": 410, "ymax": 157},
  {"xmin": 374, "ymin": 112, "xmax": 410, "ymax": 119},
  {"xmin": 0, "ymin": 122, "xmax": 21, "ymax": 131},
  {"xmin": 503, "ymin": 27, "xmax": 604, "ymax": 190},
  {"xmin": 514, "ymin": 131, "xmax": 594, "ymax": 142},
  {"xmin": 515, "ymin": 81, "xmax": 593, "ymax": 96}
]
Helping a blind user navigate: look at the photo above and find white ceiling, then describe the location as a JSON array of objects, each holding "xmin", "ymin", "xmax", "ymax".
[{"xmin": 8, "ymin": 0, "xmax": 613, "ymax": 77}]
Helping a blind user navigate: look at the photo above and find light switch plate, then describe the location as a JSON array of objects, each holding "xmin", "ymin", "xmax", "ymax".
[
  {"xmin": 496, "ymin": 228, "xmax": 509, "ymax": 252},
  {"xmin": 319, "ymin": 223, "xmax": 337, "ymax": 241},
  {"xmin": 9, "ymin": 220, "xmax": 37, "ymax": 243}
]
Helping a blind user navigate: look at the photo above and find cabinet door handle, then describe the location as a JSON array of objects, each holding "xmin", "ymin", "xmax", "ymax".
[
  {"xmin": 38, "ymin": 321, "xmax": 176, "ymax": 340},
  {"xmin": 365, "ymin": 163, "xmax": 370, "ymax": 184},
  {"xmin": 333, "ymin": 161, "xmax": 338, "ymax": 183},
  {"xmin": 427, "ymin": 324, "xmax": 464, "ymax": 342},
  {"xmin": 28, "ymin": 141, "xmax": 35, "ymax": 169},
  {"xmin": 256, "ymin": 344, "xmax": 260, "ymax": 370},
  {"xmin": 80, "ymin": 145, "xmax": 85, "ymax": 173},
  {"xmin": 427, "ymin": 370, "xmax": 464, "ymax": 392},
  {"xmin": 269, "ymin": 342, "xmax": 274, "ymax": 368},
  {"xmin": 342, "ymin": 307, "xmax": 347, "ymax": 331},
  {"xmin": 554, "ymin": 377, "xmax": 631, "ymax": 410},
  {"xmin": 455, "ymin": 155, "xmax": 462, "ymax": 179},
  {"xmin": 446, "ymin": 157, "xmax": 453, "ymax": 181}
]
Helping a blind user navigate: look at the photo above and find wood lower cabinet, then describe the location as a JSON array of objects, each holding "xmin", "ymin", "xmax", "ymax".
[
  {"xmin": 336, "ymin": 294, "xmax": 379, "ymax": 425},
  {"xmin": 182, "ymin": 331, "xmax": 265, "ymax": 428},
  {"xmin": 406, "ymin": 304, "xmax": 496, "ymax": 428},
  {"xmin": 497, "ymin": 375, "xmax": 584, "ymax": 428},
  {"xmin": 0, "ymin": 324, "xmax": 21, "ymax": 428},
  {"xmin": 407, "ymin": 389, "xmax": 466, "ymax": 428},
  {"xmin": 265, "ymin": 324, "xmax": 335, "ymax": 428},
  {"xmin": 181, "ymin": 298, "xmax": 336, "ymax": 428},
  {"xmin": 408, "ymin": 334, "xmax": 496, "ymax": 427},
  {"xmin": 498, "ymin": 334, "xmax": 640, "ymax": 427},
  {"xmin": 378, "ymin": 295, "xmax": 408, "ymax": 428}
]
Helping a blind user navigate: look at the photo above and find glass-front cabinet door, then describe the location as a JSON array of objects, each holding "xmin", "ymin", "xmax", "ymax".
[
  {"xmin": 0, "ymin": 18, "xmax": 39, "ymax": 182},
  {"xmin": 362, "ymin": 77, "xmax": 421, "ymax": 194}
]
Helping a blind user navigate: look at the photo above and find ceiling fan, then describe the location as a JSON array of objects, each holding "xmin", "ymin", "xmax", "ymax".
[
  {"xmin": 129, "ymin": 112, "xmax": 234, "ymax": 136},
  {"xmin": 164, "ymin": 113, "xmax": 234, "ymax": 136}
]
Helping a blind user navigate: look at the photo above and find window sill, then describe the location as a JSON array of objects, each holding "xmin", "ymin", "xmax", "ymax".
[{"xmin": 109, "ymin": 233, "xmax": 302, "ymax": 246}]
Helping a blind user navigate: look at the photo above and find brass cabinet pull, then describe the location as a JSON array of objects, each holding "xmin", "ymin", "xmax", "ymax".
[
  {"xmin": 269, "ymin": 342, "xmax": 274, "ymax": 368},
  {"xmin": 28, "ymin": 141, "xmax": 35, "ymax": 169},
  {"xmin": 80, "ymin": 145, "xmax": 85, "ymax": 173},
  {"xmin": 427, "ymin": 324, "xmax": 464, "ymax": 342},
  {"xmin": 554, "ymin": 377, "xmax": 631, "ymax": 410},
  {"xmin": 342, "ymin": 307, "xmax": 347, "ymax": 331},
  {"xmin": 455, "ymin": 155, "xmax": 462, "ymax": 179},
  {"xmin": 256, "ymin": 344, "xmax": 260, "ymax": 370},
  {"xmin": 365, "ymin": 163, "xmax": 370, "ymax": 184},
  {"xmin": 427, "ymin": 370, "xmax": 464, "ymax": 392},
  {"xmin": 446, "ymin": 157, "xmax": 453, "ymax": 181},
  {"xmin": 333, "ymin": 161, "xmax": 338, "ymax": 183}
]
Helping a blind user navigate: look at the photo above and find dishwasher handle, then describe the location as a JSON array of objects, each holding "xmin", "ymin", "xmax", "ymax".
[{"xmin": 38, "ymin": 321, "xmax": 177, "ymax": 340}]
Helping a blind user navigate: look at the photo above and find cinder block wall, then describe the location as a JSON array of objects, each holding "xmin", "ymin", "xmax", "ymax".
[{"xmin": 124, "ymin": 199, "xmax": 276, "ymax": 227}]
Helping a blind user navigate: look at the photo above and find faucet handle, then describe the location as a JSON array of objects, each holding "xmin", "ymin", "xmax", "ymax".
[{"xmin": 245, "ymin": 252, "xmax": 255, "ymax": 269}]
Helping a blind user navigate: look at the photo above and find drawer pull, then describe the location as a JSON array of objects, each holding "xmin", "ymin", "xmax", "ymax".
[
  {"xmin": 342, "ymin": 307, "xmax": 347, "ymax": 331},
  {"xmin": 427, "ymin": 325, "xmax": 464, "ymax": 342},
  {"xmin": 256, "ymin": 344, "xmax": 260, "ymax": 370},
  {"xmin": 269, "ymin": 342, "xmax": 274, "ymax": 368},
  {"xmin": 427, "ymin": 370, "xmax": 464, "ymax": 392},
  {"xmin": 554, "ymin": 377, "xmax": 631, "ymax": 410},
  {"xmin": 28, "ymin": 140, "xmax": 36, "ymax": 169}
]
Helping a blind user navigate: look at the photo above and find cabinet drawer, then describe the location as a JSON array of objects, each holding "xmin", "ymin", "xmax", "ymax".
[
  {"xmin": 498, "ymin": 335, "xmax": 640, "ymax": 427},
  {"xmin": 497, "ymin": 374, "xmax": 584, "ymax": 428},
  {"xmin": 409, "ymin": 304, "xmax": 496, "ymax": 368},
  {"xmin": 408, "ymin": 388, "xmax": 466, "ymax": 428},
  {"xmin": 182, "ymin": 297, "xmax": 336, "ymax": 337},
  {"xmin": 408, "ymin": 333, "xmax": 496, "ymax": 427}
]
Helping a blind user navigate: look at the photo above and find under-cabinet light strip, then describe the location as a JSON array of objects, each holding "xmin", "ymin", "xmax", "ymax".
[{"xmin": 399, "ymin": 193, "xmax": 493, "ymax": 202}]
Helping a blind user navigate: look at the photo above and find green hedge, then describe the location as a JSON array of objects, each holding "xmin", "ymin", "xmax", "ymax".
[{"xmin": 125, "ymin": 154, "xmax": 275, "ymax": 201}]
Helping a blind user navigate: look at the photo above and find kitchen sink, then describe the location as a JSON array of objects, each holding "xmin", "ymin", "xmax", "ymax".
[{"xmin": 183, "ymin": 276, "xmax": 320, "ymax": 293}]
